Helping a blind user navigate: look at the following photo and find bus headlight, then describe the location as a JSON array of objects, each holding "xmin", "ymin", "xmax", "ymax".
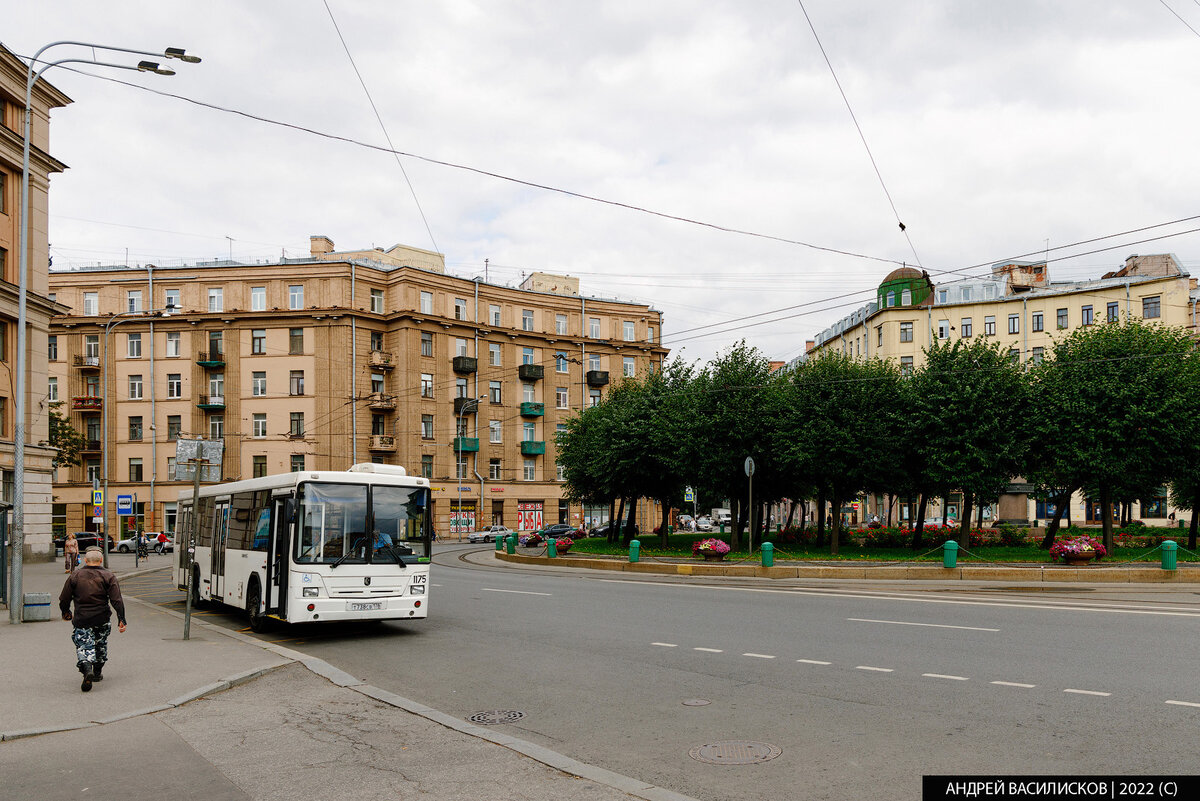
[
  {"xmin": 302, "ymin": 587, "xmax": 320, "ymax": 598},
  {"xmin": 409, "ymin": 584, "xmax": 425, "ymax": 595}
]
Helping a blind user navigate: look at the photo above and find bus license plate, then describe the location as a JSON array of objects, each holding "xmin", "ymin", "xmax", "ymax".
[{"xmin": 349, "ymin": 602, "xmax": 382, "ymax": 612}]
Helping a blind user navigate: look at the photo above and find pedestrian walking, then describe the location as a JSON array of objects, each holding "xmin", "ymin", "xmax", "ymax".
[
  {"xmin": 58, "ymin": 548, "xmax": 127, "ymax": 692},
  {"xmin": 63, "ymin": 532, "xmax": 79, "ymax": 573}
]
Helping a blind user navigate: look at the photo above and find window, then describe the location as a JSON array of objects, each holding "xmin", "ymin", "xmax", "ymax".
[
  {"xmin": 623, "ymin": 321, "xmax": 635, "ymax": 341},
  {"xmin": 1107, "ymin": 302, "xmax": 1119, "ymax": 323},
  {"xmin": 557, "ymin": 463, "xmax": 566, "ymax": 481},
  {"xmin": 209, "ymin": 415, "xmax": 224, "ymax": 440},
  {"xmin": 253, "ymin": 456, "xmax": 267, "ymax": 478},
  {"xmin": 1008, "ymin": 314, "xmax": 1020, "ymax": 335},
  {"xmin": 289, "ymin": 370, "xmax": 304, "ymax": 395},
  {"xmin": 589, "ymin": 317, "xmax": 600, "ymax": 338},
  {"xmin": 455, "ymin": 417, "xmax": 469, "ymax": 438},
  {"xmin": 127, "ymin": 290, "xmax": 142, "ymax": 313},
  {"xmin": 1032, "ymin": 312, "xmax": 1043, "ymax": 333},
  {"xmin": 420, "ymin": 291, "xmax": 433, "ymax": 314},
  {"xmin": 937, "ymin": 290, "xmax": 948, "ymax": 304},
  {"xmin": 420, "ymin": 455, "xmax": 433, "ymax": 479},
  {"xmin": 588, "ymin": 389, "xmax": 600, "ymax": 407},
  {"xmin": 623, "ymin": 356, "xmax": 635, "ymax": 377},
  {"xmin": 556, "ymin": 386, "xmax": 569, "ymax": 409},
  {"xmin": 556, "ymin": 314, "xmax": 568, "ymax": 335},
  {"xmin": 1032, "ymin": 346, "xmax": 1045, "ymax": 364},
  {"xmin": 454, "ymin": 298, "xmax": 467, "ymax": 320},
  {"xmin": 522, "ymin": 309, "xmax": 534, "ymax": 331},
  {"xmin": 371, "ymin": 331, "xmax": 383, "ymax": 351},
  {"xmin": 86, "ymin": 460, "xmax": 100, "ymax": 483},
  {"xmin": 937, "ymin": 320, "xmax": 949, "ymax": 340},
  {"xmin": 288, "ymin": 284, "xmax": 303, "ymax": 309},
  {"xmin": 648, "ymin": 326, "xmax": 656, "ymax": 343},
  {"xmin": 48, "ymin": 376, "xmax": 58, "ymax": 401},
  {"xmin": 250, "ymin": 286, "xmax": 266, "ymax": 311},
  {"xmin": 375, "ymin": 373, "xmax": 388, "ymax": 395},
  {"xmin": 83, "ymin": 292, "xmax": 98, "ymax": 316},
  {"xmin": 167, "ymin": 373, "xmax": 182, "ymax": 398},
  {"xmin": 209, "ymin": 331, "xmax": 223, "ymax": 356},
  {"xmin": 901, "ymin": 289, "xmax": 912, "ymax": 305},
  {"xmin": 165, "ymin": 331, "xmax": 180, "ymax": 358},
  {"xmin": 961, "ymin": 287, "xmax": 972, "ymax": 301},
  {"xmin": 48, "ymin": 335, "xmax": 58, "ymax": 361},
  {"xmin": 1082, "ymin": 305, "xmax": 1093, "ymax": 326},
  {"xmin": 489, "ymin": 459, "xmax": 502, "ymax": 480},
  {"xmin": 523, "ymin": 459, "xmax": 536, "ymax": 481},
  {"xmin": 129, "ymin": 416, "xmax": 143, "ymax": 441},
  {"xmin": 1057, "ymin": 308, "xmax": 1068, "ymax": 329},
  {"xmin": 489, "ymin": 342, "xmax": 501, "ymax": 366},
  {"xmin": 421, "ymin": 415, "xmax": 434, "ymax": 439},
  {"xmin": 127, "ymin": 332, "xmax": 142, "ymax": 358},
  {"xmin": 289, "ymin": 412, "xmax": 304, "ymax": 438},
  {"xmin": 252, "ymin": 413, "xmax": 267, "ymax": 438},
  {"xmin": 209, "ymin": 373, "xmax": 224, "ymax": 398},
  {"xmin": 899, "ymin": 322, "xmax": 913, "ymax": 342},
  {"xmin": 556, "ymin": 351, "xmax": 568, "ymax": 373},
  {"xmin": 290, "ymin": 455, "xmax": 305, "ymax": 472},
  {"xmin": 522, "ymin": 383, "xmax": 535, "ymax": 403},
  {"xmin": 129, "ymin": 458, "xmax": 143, "ymax": 483},
  {"xmin": 420, "ymin": 373, "xmax": 434, "ymax": 398},
  {"xmin": 84, "ymin": 335, "xmax": 99, "ymax": 358},
  {"xmin": 876, "ymin": 326, "xmax": 883, "ymax": 347},
  {"xmin": 455, "ymin": 454, "xmax": 468, "ymax": 480},
  {"xmin": 489, "ymin": 419, "xmax": 501, "ymax": 443},
  {"xmin": 1009, "ymin": 348, "xmax": 1020, "ymax": 363},
  {"xmin": 207, "ymin": 288, "xmax": 223, "ymax": 312},
  {"xmin": 886, "ymin": 291, "xmax": 895, "ymax": 307},
  {"xmin": 289, "ymin": 328, "xmax": 303, "ymax": 354},
  {"xmin": 489, "ymin": 381, "xmax": 502, "ymax": 403},
  {"xmin": 900, "ymin": 356, "xmax": 914, "ymax": 376},
  {"xmin": 455, "ymin": 337, "xmax": 468, "ymax": 357},
  {"xmin": 370, "ymin": 288, "xmax": 384, "ymax": 313},
  {"xmin": 489, "ymin": 304, "xmax": 501, "ymax": 326},
  {"xmin": 421, "ymin": 332, "xmax": 433, "ymax": 357},
  {"xmin": 984, "ymin": 316, "xmax": 996, "ymax": 336},
  {"xmin": 1143, "ymin": 295, "xmax": 1161, "ymax": 319},
  {"xmin": 522, "ymin": 347, "xmax": 534, "ymax": 365},
  {"xmin": 167, "ymin": 457, "xmax": 177, "ymax": 480},
  {"xmin": 129, "ymin": 375, "xmax": 143, "ymax": 400},
  {"xmin": 167, "ymin": 415, "xmax": 181, "ymax": 441},
  {"xmin": 163, "ymin": 288, "xmax": 180, "ymax": 313},
  {"xmin": 960, "ymin": 318, "xmax": 973, "ymax": 337},
  {"xmin": 251, "ymin": 329, "xmax": 265, "ymax": 354},
  {"xmin": 587, "ymin": 353, "xmax": 600, "ymax": 371},
  {"xmin": 456, "ymin": 377, "xmax": 468, "ymax": 398}
]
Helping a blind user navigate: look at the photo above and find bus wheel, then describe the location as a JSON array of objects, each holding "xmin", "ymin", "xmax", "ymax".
[
  {"xmin": 190, "ymin": 566, "xmax": 208, "ymax": 610},
  {"xmin": 246, "ymin": 581, "xmax": 270, "ymax": 633}
]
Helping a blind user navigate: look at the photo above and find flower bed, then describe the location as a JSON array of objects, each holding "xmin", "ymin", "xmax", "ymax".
[
  {"xmin": 555, "ymin": 537, "xmax": 573, "ymax": 553},
  {"xmin": 692, "ymin": 538, "xmax": 731, "ymax": 557}
]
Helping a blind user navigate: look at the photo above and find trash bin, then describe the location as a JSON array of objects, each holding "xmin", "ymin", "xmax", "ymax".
[{"xmin": 23, "ymin": 592, "xmax": 52, "ymax": 622}]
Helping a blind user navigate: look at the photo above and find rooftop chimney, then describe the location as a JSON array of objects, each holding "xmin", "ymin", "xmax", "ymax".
[{"xmin": 310, "ymin": 235, "xmax": 335, "ymax": 257}]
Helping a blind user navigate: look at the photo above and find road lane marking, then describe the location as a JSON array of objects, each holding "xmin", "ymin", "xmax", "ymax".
[
  {"xmin": 797, "ymin": 659, "xmax": 832, "ymax": 665},
  {"xmin": 991, "ymin": 681, "xmax": 1036, "ymax": 688},
  {"xmin": 652, "ymin": 642, "xmax": 678, "ymax": 648},
  {"xmin": 694, "ymin": 647, "xmax": 723, "ymax": 653},
  {"xmin": 481, "ymin": 588, "xmax": 551, "ymax": 596},
  {"xmin": 743, "ymin": 653, "xmax": 776, "ymax": 659},
  {"xmin": 848, "ymin": 618, "xmax": 999, "ymax": 632},
  {"xmin": 1166, "ymin": 700, "xmax": 1200, "ymax": 708},
  {"xmin": 923, "ymin": 673, "xmax": 969, "ymax": 681},
  {"xmin": 855, "ymin": 665, "xmax": 894, "ymax": 672},
  {"xmin": 1064, "ymin": 689, "xmax": 1110, "ymax": 696}
]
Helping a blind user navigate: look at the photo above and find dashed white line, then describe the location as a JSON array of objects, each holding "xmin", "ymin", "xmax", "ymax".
[
  {"xmin": 848, "ymin": 618, "xmax": 999, "ymax": 632},
  {"xmin": 481, "ymin": 588, "xmax": 551, "ymax": 596},
  {"xmin": 855, "ymin": 665, "xmax": 894, "ymax": 673},
  {"xmin": 991, "ymin": 681, "xmax": 1036, "ymax": 688},
  {"xmin": 1166, "ymin": 700, "xmax": 1200, "ymax": 708},
  {"xmin": 743, "ymin": 653, "xmax": 776, "ymax": 659},
  {"xmin": 1064, "ymin": 689, "xmax": 1110, "ymax": 697},
  {"xmin": 923, "ymin": 673, "xmax": 969, "ymax": 681},
  {"xmin": 694, "ymin": 647, "xmax": 724, "ymax": 653},
  {"xmin": 651, "ymin": 642, "xmax": 678, "ymax": 648},
  {"xmin": 797, "ymin": 659, "xmax": 832, "ymax": 665}
]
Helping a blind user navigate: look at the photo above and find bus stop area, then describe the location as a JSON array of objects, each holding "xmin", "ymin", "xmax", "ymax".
[{"xmin": 1, "ymin": 556, "xmax": 691, "ymax": 801}]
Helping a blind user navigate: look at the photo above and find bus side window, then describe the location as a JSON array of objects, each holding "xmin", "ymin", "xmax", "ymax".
[{"xmin": 252, "ymin": 507, "xmax": 271, "ymax": 551}]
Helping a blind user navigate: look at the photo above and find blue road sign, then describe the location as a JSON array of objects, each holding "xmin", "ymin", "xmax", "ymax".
[{"xmin": 116, "ymin": 494, "xmax": 134, "ymax": 515}]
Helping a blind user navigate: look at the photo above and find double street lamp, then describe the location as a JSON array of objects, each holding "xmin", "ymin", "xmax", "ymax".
[
  {"xmin": 10, "ymin": 41, "xmax": 200, "ymax": 624},
  {"xmin": 455, "ymin": 395, "xmax": 486, "ymax": 541}
]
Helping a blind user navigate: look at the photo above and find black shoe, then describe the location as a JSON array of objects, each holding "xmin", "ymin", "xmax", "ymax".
[
  {"xmin": 81, "ymin": 665, "xmax": 94, "ymax": 692},
  {"xmin": 93, "ymin": 667, "xmax": 103, "ymax": 682}
]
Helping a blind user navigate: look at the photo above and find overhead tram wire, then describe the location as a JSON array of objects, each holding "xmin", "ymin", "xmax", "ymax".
[{"xmin": 1158, "ymin": 0, "xmax": 1200, "ymax": 39}]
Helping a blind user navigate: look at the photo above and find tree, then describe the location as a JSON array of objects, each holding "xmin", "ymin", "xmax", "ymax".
[{"xmin": 48, "ymin": 401, "xmax": 86, "ymax": 469}]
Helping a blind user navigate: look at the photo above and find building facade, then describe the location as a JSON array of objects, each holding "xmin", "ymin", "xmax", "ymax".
[
  {"xmin": 1, "ymin": 45, "xmax": 71, "ymax": 558},
  {"xmin": 48, "ymin": 236, "xmax": 668, "ymax": 539},
  {"xmin": 806, "ymin": 254, "xmax": 1199, "ymax": 527}
]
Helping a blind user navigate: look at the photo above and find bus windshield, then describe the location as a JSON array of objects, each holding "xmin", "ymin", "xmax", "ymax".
[{"xmin": 294, "ymin": 482, "xmax": 428, "ymax": 565}]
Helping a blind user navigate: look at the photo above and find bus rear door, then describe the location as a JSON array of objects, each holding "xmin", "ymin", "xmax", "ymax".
[
  {"xmin": 266, "ymin": 498, "xmax": 290, "ymax": 618},
  {"xmin": 209, "ymin": 501, "xmax": 229, "ymax": 602}
]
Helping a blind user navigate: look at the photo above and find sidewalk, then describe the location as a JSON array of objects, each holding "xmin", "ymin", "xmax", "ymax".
[{"xmin": 0, "ymin": 556, "xmax": 695, "ymax": 801}]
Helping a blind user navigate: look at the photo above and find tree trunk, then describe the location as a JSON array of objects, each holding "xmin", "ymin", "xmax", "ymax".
[
  {"xmin": 911, "ymin": 493, "xmax": 928, "ymax": 550},
  {"xmin": 612, "ymin": 497, "xmax": 626, "ymax": 545},
  {"xmin": 829, "ymin": 492, "xmax": 842, "ymax": 555},
  {"xmin": 623, "ymin": 497, "xmax": 638, "ymax": 546},
  {"xmin": 1100, "ymin": 485, "xmax": 1114, "ymax": 554},
  {"xmin": 659, "ymin": 499, "xmax": 671, "ymax": 549},
  {"xmin": 958, "ymin": 493, "xmax": 973, "ymax": 547},
  {"xmin": 784, "ymin": 499, "xmax": 798, "ymax": 530},
  {"xmin": 1189, "ymin": 490, "xmax": 1199, "ymax": 551},
  {"xmin": 816, "ymin": 488, "xmax": 827, "ymax": 547},
  {"xmin": 1040, "ymin": 489, "xmax": 1071, "ymax": 549}
]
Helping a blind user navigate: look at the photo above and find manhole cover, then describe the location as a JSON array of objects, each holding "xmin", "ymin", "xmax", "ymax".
[
  {"xmin": 682, "ymin": 699, "xmax": 712, "ymax": 706},
  {"xmin": 468, "ymin": 710, "xmax": 525, "ymax": 725},
  {"xmin": 689, "ymin": 741, "xmax": 782, "ymax": 765}
]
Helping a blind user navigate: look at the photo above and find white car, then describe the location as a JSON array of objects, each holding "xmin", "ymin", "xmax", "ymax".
[
  {"xmin": 694, "ymin": 516, "xmax": 714, "ymax": 532},
  {"xmin": 467, "ymin": 525, "xmax": 513, "ymax": 543}
]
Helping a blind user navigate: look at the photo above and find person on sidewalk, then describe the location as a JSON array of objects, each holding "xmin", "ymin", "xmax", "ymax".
[
  {"xmin": 63, "ymin": 532, "xmax": 79, "ymax": 573},
  {"xmin": 58, "ymin": 548, "xmax": 127, "ymax": 692}
]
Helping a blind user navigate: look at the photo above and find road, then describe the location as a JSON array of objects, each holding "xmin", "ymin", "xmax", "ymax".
[{"xmin": 124, "ymin": 546, "xmax": 1200, "ymax": 801}]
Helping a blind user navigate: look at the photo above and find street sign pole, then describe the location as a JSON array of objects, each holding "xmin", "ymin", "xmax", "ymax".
[
  {"xmin": 183, "ymin": 457, "xmax": 202, "ymax": 641},
  {"xmin": 744, "ymin": 457, "xmax": 756, "ymax": 552}
]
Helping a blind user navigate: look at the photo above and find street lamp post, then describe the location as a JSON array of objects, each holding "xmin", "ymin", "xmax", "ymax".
[
  {"xmin": 455, "ymin": 395, "xmax": 486, "ymax": 541},
  {"xmin": 10, "ymin": 41, "xmax": 199, "ymax": 624}
]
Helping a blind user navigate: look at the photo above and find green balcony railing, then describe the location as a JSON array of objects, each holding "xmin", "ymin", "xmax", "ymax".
[
  {"xmin": 520, "ymin": 440, "xmax": 545, "ymax": 456},
  {"xmin": 453, "ymin": 437, "xmax": 480, "ymax": 452},
  {"xmin": 519, "ymin": 402, "xmax": 545, "ymax": 417}
]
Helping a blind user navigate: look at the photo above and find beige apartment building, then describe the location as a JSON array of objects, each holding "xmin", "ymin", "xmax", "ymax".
[
  {"xmin": 1, "ymin": 45, "xmax": 71, "ymax": 559},
  {"xmin": 805, "ymin": 254, "xmax": 1200, "ymax": 527},
  {"xmin": 48, "ymin": 236, "xmax": 668, "ymax": 538}
]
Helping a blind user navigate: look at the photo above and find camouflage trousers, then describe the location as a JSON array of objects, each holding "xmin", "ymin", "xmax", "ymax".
[{"xmin": 71, "ymin": 623, "xmax": 111, "ymax": 672}]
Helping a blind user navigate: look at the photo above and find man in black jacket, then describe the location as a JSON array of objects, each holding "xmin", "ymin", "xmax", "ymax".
[{"xmin": 58, "ymin": 548, "xmax": 127, "ymax": 692}]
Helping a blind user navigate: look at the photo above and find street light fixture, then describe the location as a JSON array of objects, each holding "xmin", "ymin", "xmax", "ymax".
[
  {"xmin": 455, "ymin": 395, "xmax": 486, "ymax": 541},
  {"xmin": 10, "ymin": 41, "xmax": 199, "ymax": 623}
]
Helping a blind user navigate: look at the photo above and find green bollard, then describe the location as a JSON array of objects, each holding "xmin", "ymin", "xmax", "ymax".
[
  {"xmin": 943, "ymin": 540, "xmax": 958, "ymax": 568},
  {"xmin": 494, "ymin": 536, "xmax": 504, "ymax": 552},
  {"xmin": 629, "ymin": 539, "xmax": 640, "ymax": 563},
  {"xmin": 506, "ymin": 535, "xmax": 516, "ymax": 555},
  {"xmin": 761, "ymin": 542, "xmax": 774, "ymax": 567},
  {"xmin": 1162, "ymin": 540, "xmax": 1178, "ymax": 571},
  {"xmin": 719, "ymin": 521, "xmax": 726, "ymax": 535},
  {"xmin": 547, "ymin": 538, "xmax": 558, "ymax": 558}
]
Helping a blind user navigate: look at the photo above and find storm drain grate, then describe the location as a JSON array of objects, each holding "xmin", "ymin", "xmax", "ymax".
[
  {"xmin": 468, "ymin": 710, "xmax": 526, "ymax": 725},
  {"xmin": 689, "ymin": 741, "xmax": 781, "ymax": 765}
]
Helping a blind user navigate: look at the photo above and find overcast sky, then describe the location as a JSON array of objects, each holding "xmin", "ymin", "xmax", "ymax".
[{"xmin": 7, "ymin": 1, "xmax": 1200, "ymax": 365}]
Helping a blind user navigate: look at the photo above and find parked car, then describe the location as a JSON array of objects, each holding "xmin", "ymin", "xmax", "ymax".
[
  {"xmin": 467, "ymin": 525, "xmax": 513, "ymax": 544},
  {"xmin": 538, "ymin": 523, "xmax": 575, "ymax": 539},
  {"xmin": 53, "ymin": 532, "xmax": 112, "ymax": 553},
  {"xmin": 922, "ymin": 518, "xmax": 956, "ymax": 529},
  {"xmin": 588, "ymin": 521, "xmax": 639, "ymax": 539},
  {"xmin": 694, "ymin": 516, "xmax": 714, "ymax": 532},
  {"xmin": 116, "ymin": 532, "xmax": 174, "ymax": 553}
]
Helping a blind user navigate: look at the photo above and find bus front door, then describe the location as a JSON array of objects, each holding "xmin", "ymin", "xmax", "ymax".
[{"xmin": 266, "ymin": 499, "xmax": 289, "ymax": 618}]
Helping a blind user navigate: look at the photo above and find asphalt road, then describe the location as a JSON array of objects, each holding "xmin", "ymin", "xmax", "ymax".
[{"xmin": 124, "ymin": 546, "xmax": 1200, "ymax": 801}]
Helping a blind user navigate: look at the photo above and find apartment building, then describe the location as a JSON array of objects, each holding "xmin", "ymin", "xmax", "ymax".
[
  {"xmin": 805, "ymin": 254, "xmax": 1199, "ymax": 526},
  {"xmin": 1, "ymin": 45, "xmax": 71, "ymax": 558},
  {"xmin": 48, "ymin": 236, "xmax": 668, "ymax": 538}
]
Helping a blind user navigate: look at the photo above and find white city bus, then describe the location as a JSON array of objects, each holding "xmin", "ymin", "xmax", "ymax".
[{"xmin": 174, "ymin": 464, "xmax": 431, "ymax": 631}]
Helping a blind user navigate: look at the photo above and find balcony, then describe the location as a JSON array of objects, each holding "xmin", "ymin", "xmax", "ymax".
[
  {"xmin": 454, "ymin": 396, "xmax": 482, "ymax": 414},
  {"xmin": 368, "ymin": 434, "xmax": 396, "ymax": 452},
  {"xmin": 586, "ymin": 370, "xmax": 609, "ymax": 387},
  {"xmin": 519, "ymin": 402, "xmax": 545, "ymax": 417},
  {"xmin": 518, "ymin": 363, "xmax": 544, "ymax": 381},
  {"xmin": 197, "ymin": 394, "xmax": 225, "ymax": 410},
  {"xmin": 196, "ymin": 349, "xmax": 225, "ymax": 368},
  {"xmin": 72, "ymin": 396, "xmax": 103, "ymax": 413},
  {"xmin": 367, "ymin": 392, "xmax": 396, "ymax": 411},
  {"xmin": 82, "ymin": 439, "xmax": 102, "ymax": 453},
  {"xmin": 452, "ymin": 437, "xmax": 479, "ymax": 452},
  {"xmin": 520, "ymin": 440, "xmax": 546, "ymax": 456},
  {"xmin": 368, "ymin": 350, "xmax": 395, "ymax": 370},
  {"xmin": 452, "ymin": 355, "xmax": 478, "ymax": 374},
  {"xmin": 73, "ymin": 355, "xmax": 101, "ymax": 370}
]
